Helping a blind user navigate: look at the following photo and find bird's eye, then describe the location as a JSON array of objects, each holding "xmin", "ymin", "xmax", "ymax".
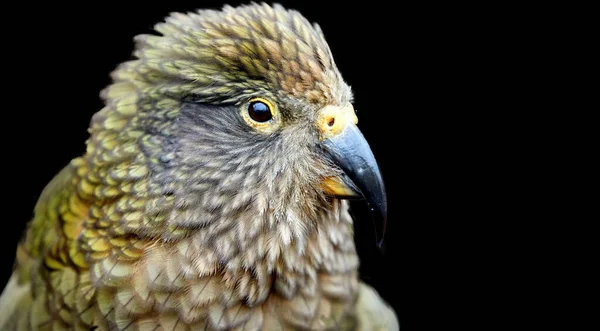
[
  {"xmin": 248, "ymin": 100, "xmax": 273, "ymax": 122},
  {"xmin": 241, "ymin": 97, "xmax": 279, "ymax": 133}
]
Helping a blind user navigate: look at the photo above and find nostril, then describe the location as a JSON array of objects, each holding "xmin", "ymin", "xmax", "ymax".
[{"xmin": 327, "ymin": 117, "xmax": 335, "ymax": 127}]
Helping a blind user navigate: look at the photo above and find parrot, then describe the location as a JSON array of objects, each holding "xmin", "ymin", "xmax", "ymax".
[{"xmin": 0, "ymin": 3, "xmax": 398, "ymax": 330}]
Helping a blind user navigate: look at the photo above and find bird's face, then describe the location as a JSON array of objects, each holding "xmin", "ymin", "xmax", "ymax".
[
  {"xmin": 174, "ymin": 89, "xmax": 385, "ymax": 226},
  {"xmin": 99, "ymin": 4, "xmax": 386, "ymax": 241}
]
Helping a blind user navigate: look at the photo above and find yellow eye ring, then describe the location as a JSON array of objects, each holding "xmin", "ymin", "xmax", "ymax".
[{"xmin": 241, "ymin": 97, "xmax": 279, "ymax": 133}]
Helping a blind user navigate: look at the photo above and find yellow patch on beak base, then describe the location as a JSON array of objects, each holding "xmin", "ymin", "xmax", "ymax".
[
  {"xmin": 316, "ymin": 104, "xmax": 358, "ymax": 140},
  {"xmin": 321, "ymin": 176, "xmax": 360, "ymax": 198}
]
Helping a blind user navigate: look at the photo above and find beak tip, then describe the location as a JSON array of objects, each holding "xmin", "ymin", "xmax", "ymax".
[
  {"xmin": 369, "ymin": 198, "xmax": 388, "ymax": 252},
  {"xmin": 376, "ymin": 238, "xmax": 385, "ymax": 252}
]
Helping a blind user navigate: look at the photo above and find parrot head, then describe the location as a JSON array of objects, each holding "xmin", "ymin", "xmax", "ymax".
[{"xmin": 91, "ymin": 3, "xmax": 386, "ymax": 248}]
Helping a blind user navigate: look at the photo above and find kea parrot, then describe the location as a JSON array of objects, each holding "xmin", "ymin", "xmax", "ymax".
[{"xmin": 0, "ymin": 3, "xmax": 398, "ymax": 330}]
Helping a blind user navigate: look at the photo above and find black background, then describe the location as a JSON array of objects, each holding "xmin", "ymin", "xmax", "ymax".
[{"xmin": 0, "ymin": 1, "xmax": 528, "ymax": 329}]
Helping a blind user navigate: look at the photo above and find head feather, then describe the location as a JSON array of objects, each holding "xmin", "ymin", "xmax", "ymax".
[{"xmin": 111, "ymin": 3, "xmax": 352, "ymax": 106}]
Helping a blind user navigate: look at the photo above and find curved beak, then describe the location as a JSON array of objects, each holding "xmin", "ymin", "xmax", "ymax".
[{"xmin": 318, "ymin": 106, "xmax": 388, "ymax": 247}]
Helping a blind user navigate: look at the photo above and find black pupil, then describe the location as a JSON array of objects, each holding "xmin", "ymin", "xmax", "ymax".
[{"xmin": 248, "ymin": 101, "xmax": 272, "ymax": 122}]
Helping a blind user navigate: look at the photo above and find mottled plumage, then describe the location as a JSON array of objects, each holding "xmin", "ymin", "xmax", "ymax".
[{"xmin": 0, "ymin": 3, "xmax": 397, "ymax": 330}]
